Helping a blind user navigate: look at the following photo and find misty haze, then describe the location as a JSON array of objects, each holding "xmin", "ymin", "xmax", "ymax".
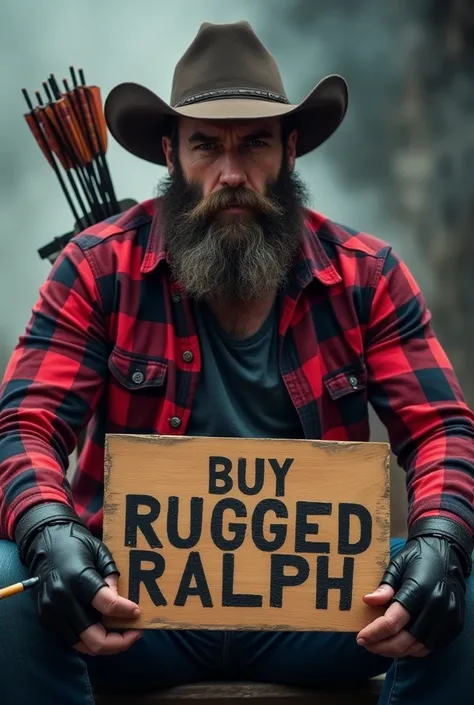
[{"xmin": 1, "ymin": 0, "xmax": 473, "ymax": 536}]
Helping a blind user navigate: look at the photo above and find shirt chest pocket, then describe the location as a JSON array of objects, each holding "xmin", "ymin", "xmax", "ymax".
[
  {"xmin": 321, "ymin": 360, "xmax": 369, "ymax": 438},
  {"xmin": 107, "ymin": 346, "xmax": 168, "ymax": 432}
]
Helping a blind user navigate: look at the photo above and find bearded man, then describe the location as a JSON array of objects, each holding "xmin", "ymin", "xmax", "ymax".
[{"xmin": 0, "ymin": 20, "xmax": 473, "ymax": 705}]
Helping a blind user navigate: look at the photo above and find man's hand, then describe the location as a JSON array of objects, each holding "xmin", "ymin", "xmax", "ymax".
[
  {"xmin": 357, "ymin": 583, "xmax": 430, "ymax": 658},
  {"xmin": 15, "ymin": 502, "xmax": 142, "ymax": 655},
  {"xmin": 73, "ymin": 574, "xmax": 142, "ymax": 656},
  {"xmin": 356, "ymin": 517, "xmax": 472, "ymax": 659}
]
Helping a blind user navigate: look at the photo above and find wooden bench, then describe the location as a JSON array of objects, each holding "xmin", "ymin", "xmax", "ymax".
[{"xmin": 95, "ymin": 679, "xmax": 383, "ymax": 705}]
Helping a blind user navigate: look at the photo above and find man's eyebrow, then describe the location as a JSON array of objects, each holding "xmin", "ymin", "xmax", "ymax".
[
  {"xmin": 188, "ymin": 131, "xmax": 219, "ymax": 144},
  {"xmin": 187, "ymin": 128, "xmax": 275, "ymax": 144},
  {"xmin": 241, "ymin": 129, "xmax": 274, "ymax": 141}
]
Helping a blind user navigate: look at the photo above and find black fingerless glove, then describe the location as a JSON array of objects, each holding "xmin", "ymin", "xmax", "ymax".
[
  {"xmin": 15, "ymin": 502, "xmax": 119, "ymax": 645},
  {"xmin": 380, "ymin": 517, "xmax": 473, "ymax": 650}
]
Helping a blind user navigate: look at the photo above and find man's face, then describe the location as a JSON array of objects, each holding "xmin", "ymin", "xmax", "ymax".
[
  {"xmin": 158, "ymin": 116, "xmax": 309, "ymax": 302},
  {"xmin": 164, "ymin": 117, "xmax": 295, "ymax": 200}
]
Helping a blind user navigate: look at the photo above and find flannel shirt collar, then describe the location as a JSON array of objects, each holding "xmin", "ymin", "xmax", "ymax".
[{"xmin": 141, "ymin": 200, "xmax": 342, "ymax": 288}]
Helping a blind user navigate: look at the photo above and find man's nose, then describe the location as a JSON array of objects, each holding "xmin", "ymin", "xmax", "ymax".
[{"xmin": 218, "ymin": 153, "xmax": 248, "ymax": 188}]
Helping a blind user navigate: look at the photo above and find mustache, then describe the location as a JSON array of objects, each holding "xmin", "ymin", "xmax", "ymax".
[{"xmin": 180, "ymin": 186, "xmax": 284, "ymax": 226}]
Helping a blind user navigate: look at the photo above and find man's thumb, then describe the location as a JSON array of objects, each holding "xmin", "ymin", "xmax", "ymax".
[
  {"xmin": 363, "ymin": 583, "xmax": 395, "ymax": 604},
  {"xmin": 104, "ymin": 573, "xmax": 119, "ymax": 593}
]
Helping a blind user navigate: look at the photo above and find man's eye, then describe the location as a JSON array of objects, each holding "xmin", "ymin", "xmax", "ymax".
[
  {"xmin": 245, "ymin": 140, "xmax": 269, "ymax": 149},
  {"xmin": 196, "ymin": 143, "xmax": 217, "ymax": 151}
]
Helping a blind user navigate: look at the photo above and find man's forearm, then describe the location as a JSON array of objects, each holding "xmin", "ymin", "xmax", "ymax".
[
  {"xmin": 365, "ymin": 247, "xmax": 474, "ymax": 536},
  {"xmin": 0, "ymin": 414, "xmax": 74, "ymax": 541},
  {"xmin": 404, "ymin": 416, "xmax": 474, "ymax": 535},
  {"xmin": 0, "ymin": 242, "xmax": 108, "ymax": 541}
]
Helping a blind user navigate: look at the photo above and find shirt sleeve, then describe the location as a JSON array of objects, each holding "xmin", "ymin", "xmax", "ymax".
[
  {"xmin": 0, "ymin": 241, "xmax": 109, "ymax": 540},
  {"xmin": 366, "ymin": 247, "xmax": 474, "ymax": 534}
]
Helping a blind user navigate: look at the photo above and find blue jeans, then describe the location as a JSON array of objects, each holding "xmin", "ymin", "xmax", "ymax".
[{"xmin": 0, "ymin": 538, "xmax": 473, "ymax": 704}]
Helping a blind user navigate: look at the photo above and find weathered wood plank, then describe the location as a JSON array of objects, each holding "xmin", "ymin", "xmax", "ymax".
[
  {"xmin": 103, "ymin": 434, "xmax": 390, "ymax": 633},
  {"xmin": 95, "ymin": 679, "xmax": 383, "ymax": 705}
]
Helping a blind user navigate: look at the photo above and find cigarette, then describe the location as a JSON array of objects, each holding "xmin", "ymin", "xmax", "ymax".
[{"xmin": 0, "ymin": 577, "xmax": 40, "ymax": 600}]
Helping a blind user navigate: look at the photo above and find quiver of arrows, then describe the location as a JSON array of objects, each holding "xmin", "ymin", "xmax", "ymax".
[{"xmin": 22, "ymin": 67, "xmax": 136, "ymax": 264}]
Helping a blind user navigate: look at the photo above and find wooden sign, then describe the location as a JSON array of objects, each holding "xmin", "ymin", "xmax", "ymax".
[{"xmin": 103, "ymin": 435, "xmax": 390, "ymax": 631}]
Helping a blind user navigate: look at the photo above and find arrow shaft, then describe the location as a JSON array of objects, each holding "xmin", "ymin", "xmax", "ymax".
[
  {"xmin": 22, "ymin": 101, "xmax": 81, "ymax": 224},
  {"xmin": 83, "ymin": 86, "xmax": 119, "ymax": 212},
  {"xmin": 38, "ymin": 105, "xmax": 95, "ymax": 225}
]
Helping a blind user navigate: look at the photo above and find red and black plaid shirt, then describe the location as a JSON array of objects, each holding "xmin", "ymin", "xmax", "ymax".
[{"xmin": 1, "ymin": 199, "xmax": 473, "ymax": 540}]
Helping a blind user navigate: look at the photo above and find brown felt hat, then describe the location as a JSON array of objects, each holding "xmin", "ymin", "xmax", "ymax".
[{"xmin": 104, "ymin": 21, "xmax": 348, "ymax": 165}]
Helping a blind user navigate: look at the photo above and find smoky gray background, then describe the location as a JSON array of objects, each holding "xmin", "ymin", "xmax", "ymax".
[
  {"xmin": 1, "ymin": 0, "xmax": 473, "ymax": 533},
  {"xmin": 0, "ymin": 0, "xmax": 417, "ymax": 364}
]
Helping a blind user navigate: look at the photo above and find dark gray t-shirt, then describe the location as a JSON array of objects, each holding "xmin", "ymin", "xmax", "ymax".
[{"xmin": 187, "ymin": 299, "xmax": 302, "ymax": 439}]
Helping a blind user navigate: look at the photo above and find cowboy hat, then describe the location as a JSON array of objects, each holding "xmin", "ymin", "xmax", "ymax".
[{"xmin": 104, "ymin": 20, "xmax": 348, "ymax": 166}]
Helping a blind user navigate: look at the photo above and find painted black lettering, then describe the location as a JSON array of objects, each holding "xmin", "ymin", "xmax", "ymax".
[
  {"xmin": 270, "ymin": 555, "xmax": 310, "ymax": 607},
  {"xmin": 124, "ymin": 494, "xmax": 162, "ymax": 548},
  {"xmin": 252, "ymin": 499, "xmax": 288, "ymax": 551},
  {"xmin": 167, "ymin": 496, "xmax": 203, "ymax": 549},
  {"xmin": 338, "ymin": 503, "xmax": 372, "ymax": 555},
  {"xmin": 209, "ymin": 456, "xmax": 233, "ymax": 494},
  {"xmin": 222, "ymin": 553, "xmax": 263, "ymax": 607},
  {"xmin": 237, "ymin": 457, "xmax": 264, "ymax": 495},
  {"xmin": 128, "ymin": 550, "xmax": 167, "ymax": 606},
  {"xmin": 211, "ymin": 498, "xmax": 247, "ymax": 550},
  {"xmin": 295, "ymin": 501, "xmax": 331, "ymax": 553},
  {"xmin": 174, "ymin": 551, "xmax": 213, "ymax": 607},
  {"xmin": 316, "ymin": 556, "xmax": 354, "ymax": 611},
  {"xmin": 268, "ymin": 458, "xmax": 294, "ymax": 497}
]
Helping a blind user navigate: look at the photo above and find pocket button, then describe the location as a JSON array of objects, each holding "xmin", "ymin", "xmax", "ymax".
[
  {"xmin": 348, "ymin": 375, "xmax": 358, "ymax": 388},
  {"xmin": 132, "ymin": 371, "xmax": 145, "ymax": 385}
]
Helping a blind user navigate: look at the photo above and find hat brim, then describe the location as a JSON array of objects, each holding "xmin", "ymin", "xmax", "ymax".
[{"xmin": 104, "ymin": 75, "xmax": 348, "ymax": 166}]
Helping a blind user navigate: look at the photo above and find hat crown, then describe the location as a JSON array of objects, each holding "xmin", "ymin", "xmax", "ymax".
[{"xmin": 170, "ymin": 21, "xmax": 287, "ymax": 108}]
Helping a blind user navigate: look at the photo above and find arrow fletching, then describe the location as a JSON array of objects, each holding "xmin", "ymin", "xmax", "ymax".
[{"xmin": 21, "ymin": 66, "xmax": 121, "ymax": 229}]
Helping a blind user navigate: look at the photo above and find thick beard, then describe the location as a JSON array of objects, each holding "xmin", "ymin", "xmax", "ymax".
[{"xmin": 156, "ymin": 154, "xmax": 310, "ymax": 302}]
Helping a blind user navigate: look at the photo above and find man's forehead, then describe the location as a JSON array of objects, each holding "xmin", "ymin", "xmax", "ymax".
[{"xmin": 178, "ymin": 116, "xmax": 281, "ymax": 138}]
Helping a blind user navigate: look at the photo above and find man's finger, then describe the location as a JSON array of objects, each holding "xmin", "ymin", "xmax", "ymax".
[
  {"xmin": 90, "ymin": 629, "xmax": 143, "ymax": 655},
  {"xmin": 92, "ymin": 584, "xmax": 140, "ymax": 619},
  {"xmin": 361, "ymin": 629, "xmax": 416, "ymax": 658},
  {"xmin": 363, "ymin": 584, "xmax": 395, "ymax": 605},
  {"xmin": 357, "ymin": 600, "xmax": 410, "ymax": 645},
  {"xmin": 74, "ymin": 626, "xmax": 144, "ymax": 656},
  {"xmin": 74, "ymin": 641, "xmax": 93, "ymax": 655},
  {"xmin": 402, "ymin": 640, "xmax": 430, "ymax": 658},
  {"xmin": 78, "ymin": 621, "xmax": 143, "ymax": 655},
  {"xmin": 74, "ymin": 632, "xmax": 142, "ymax": 656},
  {"xmin": 78, "ymin": 621, "xmax": 110, "ymax": 654}
]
